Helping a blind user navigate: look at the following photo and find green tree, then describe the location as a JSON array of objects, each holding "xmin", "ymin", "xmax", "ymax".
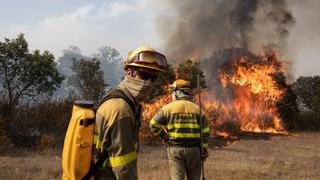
[
  {"xmin": 177, "ymin": 59, "xmax": 206, "ymax": 89},
  {"xmin": 293, "ymin": 76, "xmax": 320, "ymax": 113},
  {"xmin": 69, "ymin": 58, "xmax": 106, "ymax": 102},
  {"xmin": 0, "ymin": 34, "xmax": 64, "ymax": 119}
]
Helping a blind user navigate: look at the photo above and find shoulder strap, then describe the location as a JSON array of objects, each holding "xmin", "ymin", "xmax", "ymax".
[
  {"xmin": 95, "ymin": 88, "xmax": 136, "ymax": 114},
  {"xmin": 82, "ymin": 88, "xmax": 137, "ymax": 180}
]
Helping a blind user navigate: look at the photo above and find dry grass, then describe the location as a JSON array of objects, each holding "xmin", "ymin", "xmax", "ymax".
[
  {"xmin": 1, "ymin": 132, "xmax": 320, "ymax": 180},
  {"xmin": 0, "ymin": 149, "xmax": 61, "ymax": 180}
]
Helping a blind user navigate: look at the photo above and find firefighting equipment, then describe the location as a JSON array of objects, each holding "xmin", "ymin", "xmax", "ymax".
[
  {"xmin": 61, "ymin": 88, "xmax": 138, "ymax": 180},
  {"xmin": 167, "ymin": 147, "xmax": 201, "ymax": 180},
  {"xmin": 124, "ymin": 46, "xmax": 167, "ymax": 71},
  {"xmin": 123, "ymin": 76, "xmax": 155, "ymax": 101},
  {"xmin": 169, "ymin": 79, "xmax": 192, "ymax": 91},
  {"xmin": 93, "ymin": 82, "xmax": 141, "ymax": 180},
  {"xmin": 150, "ymin": 99, "xmax": 210, "ymax": 148},
  {"xmin": 62, "ymin": 101, "xmax": 95, "ymax": 180}
]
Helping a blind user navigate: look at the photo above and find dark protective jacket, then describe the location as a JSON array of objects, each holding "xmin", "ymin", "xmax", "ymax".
[
  {"xmin": 93, "ymin": 82, "xmax": 140, "ymax": 180},
  {"xmin": 150, "ymin": 98, "xmax": 209, "ymax": 149}
]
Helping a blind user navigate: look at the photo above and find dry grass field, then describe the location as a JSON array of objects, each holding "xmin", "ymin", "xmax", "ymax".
[{"xmin": 0, "ymin": 132, "xmax": 319, "ymax": 180}]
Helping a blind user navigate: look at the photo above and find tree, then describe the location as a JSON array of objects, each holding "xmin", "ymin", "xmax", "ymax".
[
  {"xmin": 57, "ymin": 46, "xmax": 83, "ymax": 75},
  {"xmin": 94, "ymin": 46, "xmax": 124, "ymax": 86},
  {"xmin": 177, "ymin": 59, "xmax": 206, "ymax": 89},
  {"xmin": 293, "ymin": 76, "xmax": 320, "ymax": 113},
  {"xmin": 274, "ymin": 72, "xmax": 298, "ymax": 130},
  {"xmin": 0, "ymin": 34, "xmax": 64, "ymax": 119},
  {"xmin": 69, "ymin": 58, "xmax": 107, "ymax": 102},
  {"xmin": 55, "ymin": 46, "xmax": 84, "ymax": 98}
]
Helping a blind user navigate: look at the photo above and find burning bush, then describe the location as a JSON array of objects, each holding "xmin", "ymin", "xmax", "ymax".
[{"xmin": 141, "ymin": 49, "xmax": 299, "ymax": 139}]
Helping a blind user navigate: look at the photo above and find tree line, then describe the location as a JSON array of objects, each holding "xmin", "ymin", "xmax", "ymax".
[{"xmin": 0, "ymin": 34, "xmax": 319, "ymax": 152}]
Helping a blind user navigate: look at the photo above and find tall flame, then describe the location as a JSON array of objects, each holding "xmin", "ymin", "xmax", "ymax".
[{"xmin": 141, "ymin": 53, "xmax": 288, "ymax": 138}]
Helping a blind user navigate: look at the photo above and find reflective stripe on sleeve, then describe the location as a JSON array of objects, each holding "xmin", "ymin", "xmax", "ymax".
[
  {"xmin": 109, "ymin": 151, "xmax": 137, "ymax": 167},
  {"xmin": 150, "ymin": 119, "xmax": 162, "ymax": 128}
]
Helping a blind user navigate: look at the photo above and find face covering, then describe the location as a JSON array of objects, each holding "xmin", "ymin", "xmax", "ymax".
[
  {"xmin": 123, "ymin": 76, "xmax": 154, "ymax": 101},
  {"xmin": 172, "ymin": 90, "xmax": 190, "ymax": 100}
]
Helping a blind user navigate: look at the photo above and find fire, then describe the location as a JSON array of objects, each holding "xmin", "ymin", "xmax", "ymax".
[
  {"xmin": 141, "ymin": 52, "xmax": 288, "ymax": 138},
  {"xmin": 206, "ymin": 54, "xmax": 287, "ymax": 135},
  {"xmin": 140, "ymin": 87, "xmax": 172, "ymax": 138}
]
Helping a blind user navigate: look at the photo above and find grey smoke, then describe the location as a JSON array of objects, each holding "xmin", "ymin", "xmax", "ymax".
[
  {"xmin": 157, "ymin": 0, "xmax": 296, "ymax": 105},
  {"xmin": 158, "ymin": 0, "xmax": 295, "ymax": 63}
]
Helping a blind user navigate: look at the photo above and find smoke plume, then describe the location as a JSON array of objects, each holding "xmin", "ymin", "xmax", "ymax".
[{"xmin": 158, "ymin": 0, "xmax": 295, "ymax": 63}]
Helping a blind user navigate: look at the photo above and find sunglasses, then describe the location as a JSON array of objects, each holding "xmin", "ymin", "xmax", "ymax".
[{"xmin": 136, "ymin": 70, "xmax": 158, "ymax": 82}]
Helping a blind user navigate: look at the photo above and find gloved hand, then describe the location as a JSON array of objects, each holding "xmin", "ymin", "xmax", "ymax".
[
  {"xmin": 159, "ymin": 131, "xmax": 169, "ymax": 142},
  {"xmin": 200, "ymin": 149, "xmax": 209, "ymax": 161}
]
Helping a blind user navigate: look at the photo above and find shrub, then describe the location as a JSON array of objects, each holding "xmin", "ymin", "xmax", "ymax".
[{"xmin": 8, "ymin": 99, "xmax": 73, "ymax": 149}]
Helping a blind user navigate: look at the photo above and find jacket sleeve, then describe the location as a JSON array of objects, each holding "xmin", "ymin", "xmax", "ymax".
[
  {"xmin": 201, "ymin": 115, "xmax": 210, "ymax": 150},
  {"xmin": 149, "ymin": 109, "xmax": 167, "ymax": 136},
  {"xmin": 103, "ymin": 117, "xmax": 138, "ymax": 180}
]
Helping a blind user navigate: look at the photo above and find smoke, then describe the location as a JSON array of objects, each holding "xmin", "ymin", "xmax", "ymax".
[
  {"xmin": 287, "ymin": 0, "xmax": 320, "ymax": 78},
  {"xmin": 158, "ymin": 0, "xmax": 295, "ymax": 63}
]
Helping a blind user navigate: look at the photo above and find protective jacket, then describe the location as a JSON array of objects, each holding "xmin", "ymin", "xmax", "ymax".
[
  {"xmin": 150, "ymin": 98, "xmax": 209, "ymax": 149},
  {"xmin": 93, "ymin": 82, "xmax": 140, "ymax": 180}
]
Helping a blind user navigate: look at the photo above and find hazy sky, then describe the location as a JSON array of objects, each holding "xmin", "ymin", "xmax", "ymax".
[
  {"xmin": 0, "ymin": 0, "xmax": 166, "ymax": 57},
  {"xmin": 0, "ymin": 0, "xmax": 319, "ymax": 79}
]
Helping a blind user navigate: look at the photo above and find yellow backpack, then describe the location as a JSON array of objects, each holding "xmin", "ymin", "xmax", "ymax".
[
  {"xmin": 62, "ymin": 101, "xmax": 95, "ymax": 180},
  {"xmin": 61, "ymin": 89, "xmax": 137, "ymax": 180}
]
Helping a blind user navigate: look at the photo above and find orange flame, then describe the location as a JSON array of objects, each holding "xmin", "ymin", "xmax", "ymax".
[{"xmin": 141, "ymin": 53, "xmax": 288, "ymax": 138}]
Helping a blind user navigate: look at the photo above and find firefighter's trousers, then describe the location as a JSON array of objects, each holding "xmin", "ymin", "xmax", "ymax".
[{"xmin": 166, "ymin": 146, "xmax": 201, "ymax": 180}]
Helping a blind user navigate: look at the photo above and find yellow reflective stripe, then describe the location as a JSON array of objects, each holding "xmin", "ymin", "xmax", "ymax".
[
  {"xmin": 168, "ymin": 132, "xmax": 200, "ymax": 138},
  {"xmin": 94, "ymin": 135, "xmax": 102, "ymax": 149},
  {"xmin": 202, "ymin": 127, "xmax": 210, "ymax": 133},
  {"xmin": 202, "ymin": 143, "xmax": 208, "ymax": 148},
  {"xmin": 109, "ymin": 151, "xmax": 137, "ymax": 167},
  {"xmin": 167, "ymin": 123, "xmax": 200, "ymax": 130},
  {"xmin": 174, "ymin": 119, "xmax": 197, "ymax": 123},
  {"xmin": 150, "ymin": 119, "xmax": 162, "ymax": 128}
]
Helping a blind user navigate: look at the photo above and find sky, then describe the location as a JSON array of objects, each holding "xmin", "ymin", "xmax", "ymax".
[
  {"xmin": 0, "ymin": 0, "xmax": 166, "ymax": 58},
  {"xmin": 0, "ymin": 0, "xmax": 319, "ymax": 79}
]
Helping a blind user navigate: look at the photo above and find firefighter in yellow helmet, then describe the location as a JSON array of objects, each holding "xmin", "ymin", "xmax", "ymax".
[
  {"xmin": 94, "ymin": 46, "xmax": 167, "ymax": 179},
  {"xmin": 150, "ymin": 79, "xmax": 210, "ymax": 180}
]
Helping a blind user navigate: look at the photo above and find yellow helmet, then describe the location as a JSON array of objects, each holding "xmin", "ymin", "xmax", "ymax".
[
  {"xmin": 124, "ymin": 46, "xmax": 167, "ymax": 72},
  {"xmin": 170, "ymin": 79, "xmax": 192, "ymax": 91}
]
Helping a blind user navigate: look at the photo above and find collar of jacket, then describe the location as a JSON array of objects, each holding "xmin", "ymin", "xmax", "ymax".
[{"xmin": 175, "ymin": 97, "xmax": 192, "ymax": 101}]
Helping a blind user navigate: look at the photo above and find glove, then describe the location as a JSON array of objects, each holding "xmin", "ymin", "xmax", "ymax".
[
  {"xmin": 159, "ymin": 131, "xmax": 169, "ymax": 142},
  {"xmin": 200, "ymin": 149, "xmax": 209, "ymax": 161}
]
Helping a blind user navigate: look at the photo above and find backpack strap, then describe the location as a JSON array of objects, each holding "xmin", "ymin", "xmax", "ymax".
[
  {"xmin": 95, "ymin": 88, "xmax": 137, "ymax": 114},
  {"xmin": 82, "ymin": 88, "xmax": 137, "ymax": 180}
]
